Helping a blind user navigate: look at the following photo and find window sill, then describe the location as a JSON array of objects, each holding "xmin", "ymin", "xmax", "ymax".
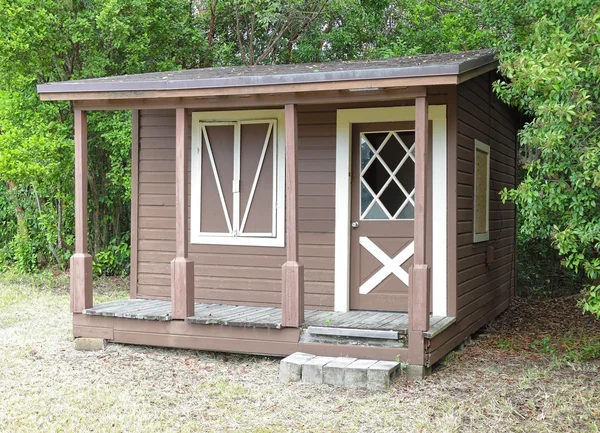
[{"xmin": 190, "ymin": 235, "xmax": 285, "ymax": 247}]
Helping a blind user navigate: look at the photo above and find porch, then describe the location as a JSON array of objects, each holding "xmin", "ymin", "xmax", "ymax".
[
  {"xmin": 81, "ymin": 299, "xmax": 455, "ymax": 349},
  {"xmin": 67, "ymin": 97, "xmax": 437, "ymax": 365}
]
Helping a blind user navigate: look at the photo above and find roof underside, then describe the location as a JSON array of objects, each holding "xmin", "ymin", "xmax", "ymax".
[{"xmin": 37, "ymin": 49, "xmax": 497, "ymax": 100}]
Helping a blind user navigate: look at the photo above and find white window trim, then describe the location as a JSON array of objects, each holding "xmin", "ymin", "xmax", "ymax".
[
  {"xmin": 334, "ymin": 105, "xmax": 447, "ymax": 316},
  {"xmin": 191, "ymin": 110, "xmax": 285, "ymax": 247},
  {"xmin": 473, "ymin": 139, "xmax": 490, "ymax": 243}
]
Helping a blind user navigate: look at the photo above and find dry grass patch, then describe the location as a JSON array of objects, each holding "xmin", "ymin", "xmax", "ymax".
[{"xmin": 0, "ymin": 276, "xmax": 599, "ymax": 432}]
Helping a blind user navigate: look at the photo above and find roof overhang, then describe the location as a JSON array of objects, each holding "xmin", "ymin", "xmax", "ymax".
[{"xmin": 37, "ymin": 50, "xmax": 498, "ymax": 105}]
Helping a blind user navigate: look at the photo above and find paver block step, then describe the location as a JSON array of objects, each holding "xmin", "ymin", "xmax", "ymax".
[
  {"xmin": 279, "ymin": 352, "xmax": 402, "ymax": 389},
  {"xmin": 302, "ymin": 356, "xmax": 335, "ymax": 384},
  {"xmin": 279, "ymin": 352, "xmax": 315, "ymax": 382}
]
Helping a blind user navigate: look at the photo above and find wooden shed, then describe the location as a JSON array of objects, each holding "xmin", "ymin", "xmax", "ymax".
[{"xmin": 37, "ymin": 49, "xmax": 518, "ymax": 375}]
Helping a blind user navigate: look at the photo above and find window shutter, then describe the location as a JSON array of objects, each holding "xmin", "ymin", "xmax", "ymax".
[
  {"xmin": 239, "ymin": 122, "xmax": 275, "ymax": 236},
  {"xmin": 199, "ymin": 124, "xmax": 235, "ymax": 234},
  {"xmin": 473, "ymin": 139, "xmax": 490, "ymax": 242}
]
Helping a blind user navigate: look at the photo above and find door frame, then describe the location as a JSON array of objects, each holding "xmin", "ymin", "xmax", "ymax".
[{"xmin": 334, "ymin": 105, "xmax": 447, "ymax": 315}]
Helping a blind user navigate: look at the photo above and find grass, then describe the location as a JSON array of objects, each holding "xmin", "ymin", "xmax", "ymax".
[{"xmin": 0, "ymin": 274, "xmax": 599, "ymax": 432}]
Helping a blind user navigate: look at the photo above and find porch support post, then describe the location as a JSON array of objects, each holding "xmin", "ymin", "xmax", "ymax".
[
  {"xmin": 408, "ymin": 96, "xmax": 431, "ymax": 366},
  {"xmin": 70, "ymin": 109, "xmax": 93, "ymax": 313},
  {"xmin": 171, "ymin": 108, "xmax": 194, "ymax": 319},
  {"xmin": 281, "ymin": 104, "xmax": 304, "ymax": 327}
]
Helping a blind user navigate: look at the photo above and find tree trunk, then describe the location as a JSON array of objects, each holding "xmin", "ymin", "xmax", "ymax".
[
  {"xmin": 7, "ymin": 182, "xmax": 26, "ymax": 237},
  {"xmin": 57, "ymin": 197, "xmax": 63, "ymax": 249}
]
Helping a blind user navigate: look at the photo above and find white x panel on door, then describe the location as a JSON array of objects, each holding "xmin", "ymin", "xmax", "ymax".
[{"xmin": 358, "ymin": 237, "xmax": 414, "ymax": 294}]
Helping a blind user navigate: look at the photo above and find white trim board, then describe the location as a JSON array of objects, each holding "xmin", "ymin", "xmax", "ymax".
[
  {"xmin": 191, "ymin": 110, "xmax": 285, "ymax": 247},
  {"xmin": 334, "ymin": 105, "xmax": 448, "ymax": 316}
]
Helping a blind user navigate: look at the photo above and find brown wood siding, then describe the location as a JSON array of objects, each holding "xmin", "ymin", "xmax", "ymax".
[
  {"xmin": 429, "ymin": 73, "xmax": 517, "ymax": 365},
  {"xmin": 135, "ymin": 108, "xmax": 336, "ymax": 309}
]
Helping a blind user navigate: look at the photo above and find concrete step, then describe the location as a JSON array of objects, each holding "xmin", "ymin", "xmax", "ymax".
[
  {"xmin": 299, "ymin": 327, "xmax": 408, "ymax": 348},
  {"xmin": 307, "ymin": 326, "xmax": 399, "ymax": 340},
  {"xmin": 279, "ymin": 352, "xmax": 402, "ymax": 390}
]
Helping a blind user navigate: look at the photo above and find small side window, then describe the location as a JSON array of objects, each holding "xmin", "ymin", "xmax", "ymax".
[{"xmin": 473, "ymin": 139, "xmax": 490, "ymax": 243}]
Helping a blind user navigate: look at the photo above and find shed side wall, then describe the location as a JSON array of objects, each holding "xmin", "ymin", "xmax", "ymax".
[
  {"xmin": 429, "ymin": 72, "xmax": 517, "ymax": 365},
  {"xmin": 136, "ymin": 108, "xmax": 335, "ymax": 309}
]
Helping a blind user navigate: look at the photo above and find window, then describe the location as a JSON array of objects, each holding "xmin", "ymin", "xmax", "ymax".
[
  {"xmin": 359, "ymin": 130, "xmax": 416, "ymax": 220},
  {"xmin": 473, "ymin": 139, "xmax": 490, "ymax": 243},
  {"xmin": 190, "ymin": 110, "xmax": 285, "ymax": 246}
]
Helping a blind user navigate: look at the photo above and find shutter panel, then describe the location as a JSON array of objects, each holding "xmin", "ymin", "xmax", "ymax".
[
  {"xmin": 474, "ymin": 147, "xmax": 488, "ymax": 234},
  {"xmin": 200, "ymin": 124, "xmax": 234, "ymax": 234},
  {"xmin": 239, "ymin": 122, "xmax": 275, "ymax": 235}
]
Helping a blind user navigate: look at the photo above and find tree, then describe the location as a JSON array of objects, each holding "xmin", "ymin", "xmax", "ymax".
[
  {"xmin": 0, "ymin": 0, "xmax": 207, "ymax": 272},
  {"xmin": 488, "ymin": 0, "xmax": 600, "ymax": 316}
]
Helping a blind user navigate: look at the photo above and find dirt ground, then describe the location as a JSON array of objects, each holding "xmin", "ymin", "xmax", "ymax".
[{"xmin": 0, "ymin": 274, "xmax": 598, "ymax": 433}]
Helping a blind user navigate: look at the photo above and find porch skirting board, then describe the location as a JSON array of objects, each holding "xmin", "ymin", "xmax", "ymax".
[{"xmin": 73, "ymin": 313, "xmax": 409, "ymax": 362}]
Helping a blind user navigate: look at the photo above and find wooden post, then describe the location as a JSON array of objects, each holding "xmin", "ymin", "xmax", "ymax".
[
  {"xmin": 408, "ymin": 96, "xmax": 431, "ymax": 365},
  {"xmin": 130, "ymin": 110, "xmax": 140, "ymax": 299},
  {"xmin": 171, "ymin": 108, "xmax": 194, "ymax": 319},
  {"xmin": 281, "ymin": 104, "xmax": 304, "ymax": 327},
  {"xmin": 70, "ymin": 109, "xmax": 93, "ymax": 313}
]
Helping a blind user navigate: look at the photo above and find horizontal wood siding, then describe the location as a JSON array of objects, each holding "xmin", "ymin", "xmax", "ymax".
[
  {"xmin": 429, "ymin": 73, "xmax": 517, "ymax": 365},
  {"xmin": 136, "ymin": 108, "xmax": 336, "ymax": 309}
]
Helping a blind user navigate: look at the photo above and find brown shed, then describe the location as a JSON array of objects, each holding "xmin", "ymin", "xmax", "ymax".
[{"xmin": 37, "ymin": 49, "xmax": 518, "ymax": 374}]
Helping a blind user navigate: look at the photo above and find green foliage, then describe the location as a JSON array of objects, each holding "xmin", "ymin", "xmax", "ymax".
[
  {"xmin": 530, "ymin": 336, "xmax": 556, "ymax": 355},
  {"xmin": 492, "ymin": 0, "xmax": 600, "ymax": 316},
  {"xmin": 562, "ymin": 336, "xmax": 600, "ymax": 362},
  {"xmin": 11, "ymin": 234, "xmax": 36, "ymax": 274},
  {"xmin": 503, "ymin": 164, "xmax": 586, "ymax": 300},
  {"xmin": 514, "ymin": 196, "xmax": 590, "ymax": 298},
  {"xmin": 93, "ymin": 237, "xmax": 131, "ymax": 278},
  {"xmin": 0, "ymin": 0, "xmax": 207, "ymax": 275},
  {"xmin": 529, "ymin": 334, "xmax": 600, "ymax": 363},
  {"xmin": 376, "ymin": 0, "xmax": 492, "ymax": 58},
  {"xmin": 494, "ymin": 338, "xmax": 520, "ymax": 350},
  {"xmin": 582, "ymin": 284, "xmax": 600, "ymax": 317}
]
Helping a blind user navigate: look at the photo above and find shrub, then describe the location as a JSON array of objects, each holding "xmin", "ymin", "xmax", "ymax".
[{"xmin": 92, "ymin": 236, "xmax": 130, "ymax": 277}]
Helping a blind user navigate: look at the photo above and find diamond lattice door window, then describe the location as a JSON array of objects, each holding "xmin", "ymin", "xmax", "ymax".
[{"xmin": 360, "ymin": 131, "xmax": 416, "ymax": 221}]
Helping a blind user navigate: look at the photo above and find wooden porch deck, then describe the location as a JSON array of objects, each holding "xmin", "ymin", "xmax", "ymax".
[{"xmin": 82, "ymin": 299, "xmax": 454, "ymax": 338}]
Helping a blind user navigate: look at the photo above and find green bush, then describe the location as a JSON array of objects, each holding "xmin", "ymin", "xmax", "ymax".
[
  {"xmin": 11, "ymin": 231, "xmax": 37, "ymax": 274},
  {"xmin": 516, "ymin": 232, "xmax": 590, "ymax": 298},
  {"xmin": 92, "ymin": 236, "xmax": 130, "ymax": 277}
]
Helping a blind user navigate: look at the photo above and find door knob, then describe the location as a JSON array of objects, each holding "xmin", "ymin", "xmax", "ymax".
[{"xmin": 351, "ymin": 221, "xmax": 360, "ymax": 228}]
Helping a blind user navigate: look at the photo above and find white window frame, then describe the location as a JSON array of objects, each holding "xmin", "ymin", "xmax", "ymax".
[
  {"xmin": 473, "ymin": 139, "xmax": 490, "ymax": 243},
  {"xmin": 190, "ymin": 110, "xmax": 285, "ymax": 247}
]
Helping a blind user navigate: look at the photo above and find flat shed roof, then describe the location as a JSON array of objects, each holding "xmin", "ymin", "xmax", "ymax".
[{"xmin": 37, "ymin": 49, "xmax": 497, "ymax": 100}]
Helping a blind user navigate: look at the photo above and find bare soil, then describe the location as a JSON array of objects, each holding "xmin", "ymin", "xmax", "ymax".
[{"xmin": 0, "ymin": 276, "xmax": 598, "ymax": 432}]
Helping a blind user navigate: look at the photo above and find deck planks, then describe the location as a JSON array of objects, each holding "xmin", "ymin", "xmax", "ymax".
[
  {"xmin": 83, "ymin": 299, "xmax": 171, "ymax": 321},
  {"xmin": 83, "ymin": 299, "xmax": 453, "ymax": 336}
]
